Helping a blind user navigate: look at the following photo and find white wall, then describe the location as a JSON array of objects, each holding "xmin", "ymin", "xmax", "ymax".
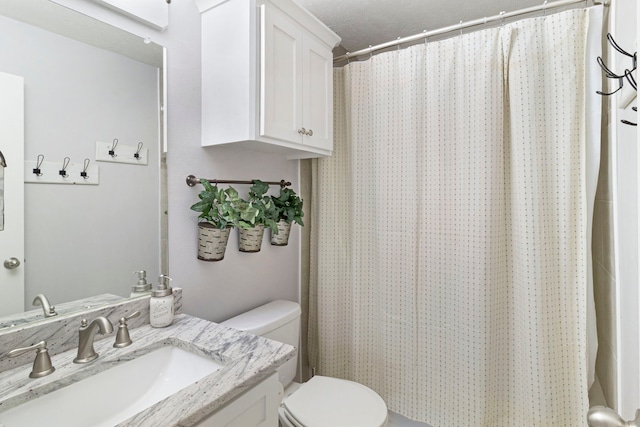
[
  {"xmin": 0, "ymin": 14, "xmax": 161, "ymax": 307},
  {"xmin": 52, "ymin": 0, "xmax": 301, "ymax": 322},
  {"xmin": 611, "ymin": 0, "xmax": 639, "ymax": 418}
]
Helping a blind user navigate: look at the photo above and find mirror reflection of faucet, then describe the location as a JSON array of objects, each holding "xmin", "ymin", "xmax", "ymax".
[{"xmin": 32, "ymin": 294, "xmax": 57, "ymax": 318}]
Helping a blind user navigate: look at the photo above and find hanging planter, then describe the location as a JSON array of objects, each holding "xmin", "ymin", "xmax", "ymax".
[
  {"xmin": 270, "ymin": 187, "xmax": 304, "ymax": 246},
  {"xmin": 197, "ymin": 223, "xmax": 231, "ymax": 261},
  {"xmin": 239, "ymin": 224, "xmax": 265, "ymax": 252},
  {"xmin": 190, "ymin": 180, "xmax": 236, "ymax": 262},
  {"xmin": 231, "ymin": 180, "xmax": 279, "ymax": 253},
  {"xmin": 270, "ymin": 220, "xmax": 292, "ymax": 246}
]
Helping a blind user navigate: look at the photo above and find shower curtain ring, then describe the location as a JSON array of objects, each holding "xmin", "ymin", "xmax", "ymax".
[
  {"xmin": 459, "ymin": 21, "xmax": 463, "ymax": 36},
  {"xmin": 500, "ymin": 11, "xmax": 506, "ymax": 26},
  {"xmin": 369, "ymin": 45, "xmax": 373, "ymax": 60},
  {"xmin": 543, "ymin": 1, "xmax": 548, "ymax": 17}
]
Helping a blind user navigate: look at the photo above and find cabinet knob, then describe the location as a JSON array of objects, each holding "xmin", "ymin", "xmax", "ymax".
[
  {"xmin": 305, "ymin": 129, "xmax": 313, "ymax": 136},
  {"xmin": 298, "ymin": 128, "xmax": 306, "ymax": 135}
]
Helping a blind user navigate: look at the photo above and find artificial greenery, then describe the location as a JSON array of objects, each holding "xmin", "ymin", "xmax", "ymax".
[
  {"xmin": 225, "ymin": 186, "xmax": 260, "ymax": 229},
  {"xmin": 245, "ymin": 180, "xmax": 279, "ymax": 233},
  {"xmin": 189, "ymin": 179, "xmax": 236, "ymax": 229},
  {"xmin": 271, "ymin": 187, "xmax": 304, "ymax": 226},
  {"xmin": 191, "ymin": 179, "xmax": 290, "ymax": 233}
]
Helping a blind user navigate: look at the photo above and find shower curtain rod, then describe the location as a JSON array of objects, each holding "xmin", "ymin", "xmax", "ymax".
[{"xmin": 333, "ymin": 0, "xmax": 608, "ymax": 64}]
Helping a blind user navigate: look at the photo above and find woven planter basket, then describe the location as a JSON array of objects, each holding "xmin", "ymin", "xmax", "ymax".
[
  {"xmin": 238, "ymin": 224, "xmax": 265, "ymax": 252},
  {"xmin": 197, "ymin": 223, "xmax": 231, "ymax": 261},
  {"xmin": 270, "ymin": 220, "xmax": 292, "ymax": 246}
]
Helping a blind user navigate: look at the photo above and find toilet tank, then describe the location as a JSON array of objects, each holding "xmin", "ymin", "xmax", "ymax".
[{"xmin": 220, "ymin": 300, "xmax": 300, "ymax": 386}]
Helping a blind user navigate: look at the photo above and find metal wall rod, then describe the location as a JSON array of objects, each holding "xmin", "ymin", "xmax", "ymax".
[
  {"xmin": 333, "ymin": 0, "xmax": 608, "ymax": 64},
  {"xmin": 186, "ymin": 175, "xmax": 291, "ymax": 188}
]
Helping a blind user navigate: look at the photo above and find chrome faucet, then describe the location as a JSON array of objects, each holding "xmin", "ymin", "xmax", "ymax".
[
  {"xmin": 73, "ymin": 316, "xmax": 114, "ymax": 364},
  {"xmin": 32, "ymin": 293, "xmax": 57, "ymax": 318}
]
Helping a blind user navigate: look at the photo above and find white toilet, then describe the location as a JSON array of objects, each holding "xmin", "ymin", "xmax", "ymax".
[{"xmin": 221, "ymin": 300, "xmax": 388, "ymax": 427}]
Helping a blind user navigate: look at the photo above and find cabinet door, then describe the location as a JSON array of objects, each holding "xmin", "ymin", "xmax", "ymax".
[
  {"xmin": 302, "ymin": 35, "xmax": 333, "ymax": 151},
  {"xmin": 261, "ymin": 4, "xmax": 303, "ymax": 144},
  {"xmin": 195, "ymin": 374, "xmax": 279, "ymax": 427}
]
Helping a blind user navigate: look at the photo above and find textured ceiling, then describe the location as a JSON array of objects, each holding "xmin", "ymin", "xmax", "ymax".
[{"xmin": 296, "ymin": 0, "xmax": 551, "ymax": 54}]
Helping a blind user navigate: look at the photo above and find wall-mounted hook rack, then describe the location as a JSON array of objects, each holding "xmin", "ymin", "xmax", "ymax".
[
  {"xmin": 96, "ymin": 140, "xmax": 148, "ymax": 165},
  {"xmin": 25, "ymin": 159, "xmax": 99, "ymax": 185}
]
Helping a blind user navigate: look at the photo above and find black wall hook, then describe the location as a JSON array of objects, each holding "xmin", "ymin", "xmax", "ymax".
[
  {"xmin": 81, "ymin": 158, "xmax": 91, "ymax": 179},
  {"xmin": 597, "ymin": 33, "xmax": 637, "ymax": 126},
  {"xmin": 59, "ymin": 157, "xmax": 70, "ymax": 178},
  {"xmin": 33, "ymin": 154, "xmax": 44, "ymax": 176},
  {"xmin": 134, "ymin": 142, "xmax": 143, "ymax": 159},
  {"xmin": 109, "ymin": 138, "xmax": 119, "ymax": 157}
]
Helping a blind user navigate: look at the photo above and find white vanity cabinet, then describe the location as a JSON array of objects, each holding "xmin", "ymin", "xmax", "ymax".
[
  {"xmin": 198, "ymin": 0, "xmax": 341, "ymax": 159},
  {"xmin": 195, "ymin": 373, "xmax": 280, "ymax": 427}
]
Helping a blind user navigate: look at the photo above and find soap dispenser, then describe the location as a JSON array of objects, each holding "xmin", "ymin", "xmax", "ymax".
[
  {"xmin": 130, "ymin": 270, "xmax": 152, "ymax": 298},
  {"xmin": 150, "ymin": 274, "xmax": 173, "ymax": 328}
]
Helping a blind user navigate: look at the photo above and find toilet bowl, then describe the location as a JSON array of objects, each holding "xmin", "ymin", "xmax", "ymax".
[{"xmin": 221, "ymin": 300, "xmax": 388, "ymax": 427}]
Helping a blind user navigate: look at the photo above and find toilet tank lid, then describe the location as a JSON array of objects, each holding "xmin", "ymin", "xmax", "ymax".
[{"xmin": 220, "ymin": 300, "xmax": 301, "ymax": 336}]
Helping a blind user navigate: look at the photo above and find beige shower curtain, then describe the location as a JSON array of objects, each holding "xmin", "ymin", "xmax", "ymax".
[{"xmin": 310, "ymin": 9, "xmax": 598, "ymax": 426}]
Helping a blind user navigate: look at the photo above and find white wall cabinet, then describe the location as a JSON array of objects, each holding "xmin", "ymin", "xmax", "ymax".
[
  {"xmin": 195, "ymin": 373, "xmax": 279, "ymax": 427},
  {"xmin": 198, "ymin": 0, "xmax": 340, "ymax": 159}
]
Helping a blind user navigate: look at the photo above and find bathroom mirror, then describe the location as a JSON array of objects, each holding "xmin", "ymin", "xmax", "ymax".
[{"xmin": 0, "ymin": 0, "xmax": 165, "ymax": 324}]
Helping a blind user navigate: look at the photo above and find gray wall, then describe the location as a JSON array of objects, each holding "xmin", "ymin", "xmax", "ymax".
[
  {"xmin": 52, "ymin": 0, "xmax": 301, "ymax": 323},
  {"xmin": 0, "ymin": 14, "xmax": 161, "ymax": 306}
]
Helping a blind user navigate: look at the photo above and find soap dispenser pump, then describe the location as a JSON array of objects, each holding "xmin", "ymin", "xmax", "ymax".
[
  {"xmin": 150, "ymin": 274, "xmax": 173, "ymax": 328},
  {"xmin": 130, "ymin": 270, "xmax": 152, "ymax": 297}
]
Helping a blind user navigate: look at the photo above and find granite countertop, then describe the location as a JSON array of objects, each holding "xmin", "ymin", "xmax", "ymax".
[{"xmin": 0, "ymin": 314, "xmax": 296, "ymax": 426}]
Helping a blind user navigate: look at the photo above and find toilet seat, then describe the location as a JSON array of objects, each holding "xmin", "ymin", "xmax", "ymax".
[{"xmin": 281, "ymin": 376, "xmax": 388, "ymax": 427}]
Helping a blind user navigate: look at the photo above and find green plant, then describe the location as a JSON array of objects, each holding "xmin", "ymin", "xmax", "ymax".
[
  {"xmin": 225, "ymin": 186, "xmax": 260, "ymax": 229},
  {"xmin": 189, "ymin": 180, "xmax": 235, "ymax": 229},
  {"xmin": 271, "ymin": 187, "xmax": 304, "ymax": 226},
  {"xmin": 245, "ymin": 180, "xmax": 279, "ymax": 233}
]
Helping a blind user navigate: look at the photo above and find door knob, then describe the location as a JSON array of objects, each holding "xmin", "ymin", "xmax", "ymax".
[
  {"xmin": 4, "ymin": 257, "xmax": 20, "ymax": 269},
  {"xmin": 587, "ymin": 406, "xmax": 640, "ymax": 427}
]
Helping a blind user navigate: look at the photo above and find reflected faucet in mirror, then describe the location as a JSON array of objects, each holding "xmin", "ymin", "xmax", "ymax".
[{"xmin": 32, "ymin": 294, "xmax": 57, "ymax": 318}]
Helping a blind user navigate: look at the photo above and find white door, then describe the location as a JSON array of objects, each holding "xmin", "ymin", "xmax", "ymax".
[{"xmin": 0, "ymin": 71, "xmax": 24, "ymax": 316}]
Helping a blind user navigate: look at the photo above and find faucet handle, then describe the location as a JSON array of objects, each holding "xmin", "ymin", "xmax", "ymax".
[
  {"xmin": 113, "ymin": 311, "xmax": 140, "ymax": 348},
  {"xmin": 8, "ymin": 340, "xmax": 56, "ymax": 378}
]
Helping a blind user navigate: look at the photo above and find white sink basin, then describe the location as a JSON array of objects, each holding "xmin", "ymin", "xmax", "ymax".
[{"xmin": 0, "ymin": 345, "xmax": 225, "ymax": 427}]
